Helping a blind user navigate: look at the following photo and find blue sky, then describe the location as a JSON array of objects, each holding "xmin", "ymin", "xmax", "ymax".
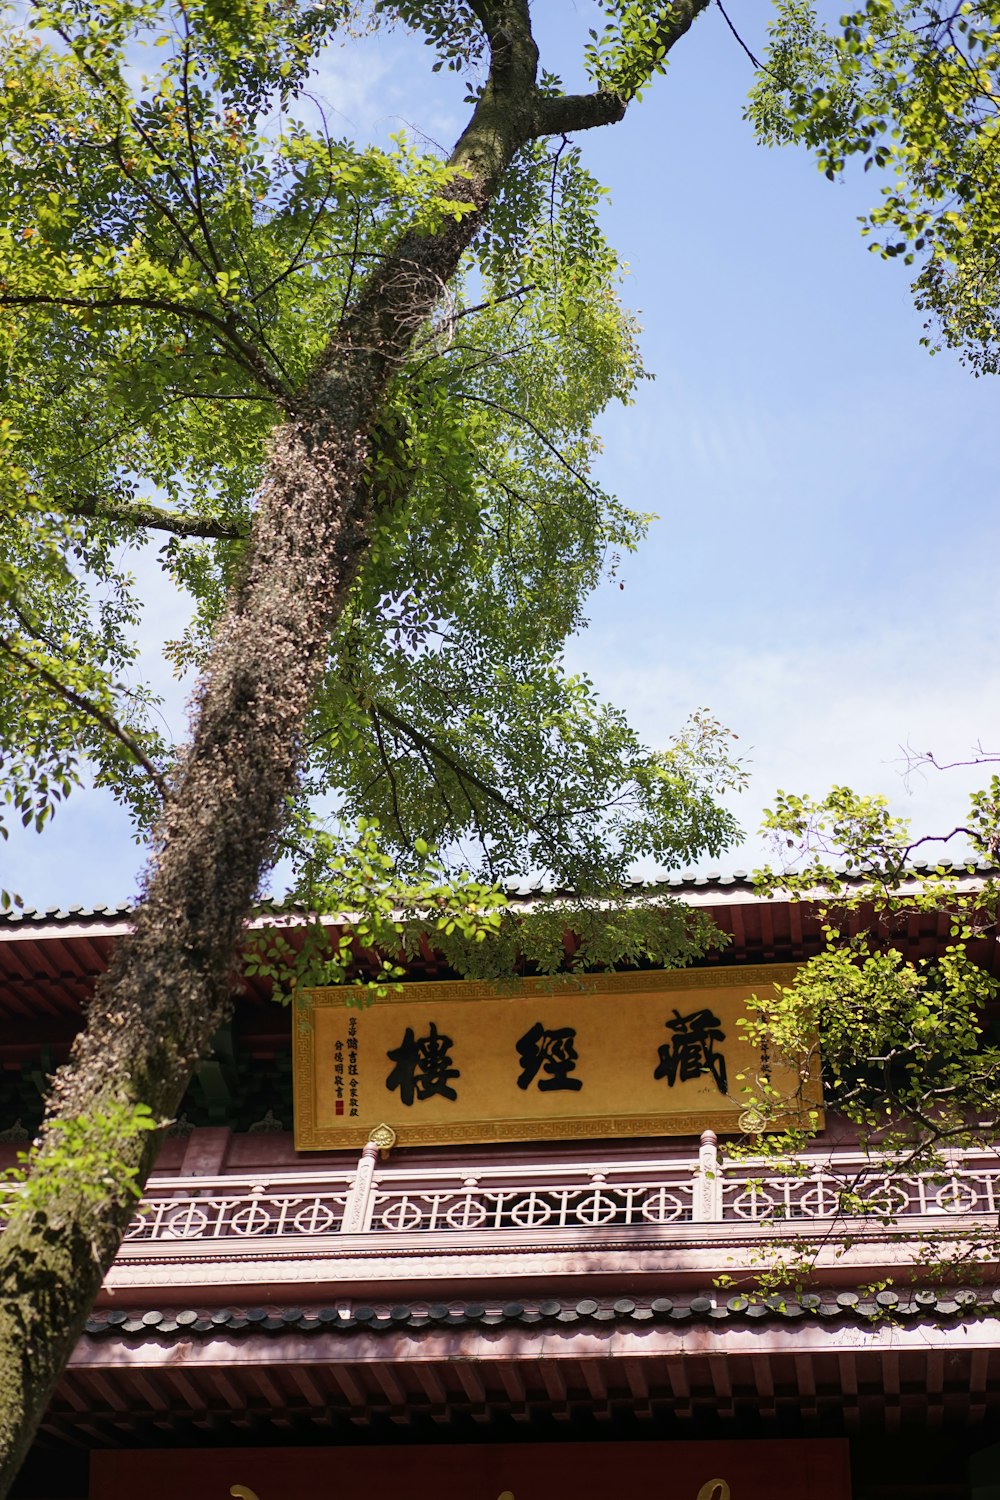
[{"xmin": 6, "ymin": 2, "xmax": 1000, "ymax": 909}]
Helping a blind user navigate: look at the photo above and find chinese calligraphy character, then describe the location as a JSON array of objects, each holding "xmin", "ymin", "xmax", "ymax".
[
  {"xmin": 515, "ymin": 1021, "xmax": 583, "ymax": 1092},
  {"xmin": 386, "ymin": 1021, "xmax": 460, "ymax": 1105},
  {"xmin": 654, "ymin": 1008, "xmax": 728, "ymax": 1095},
  {"xmin": 347, "ymin": 1016, "xmax": 360, "ymax": 1115},
  {"xmin": 334, "ymin": 1038, "xmax": 345, "ymax": 1116}
]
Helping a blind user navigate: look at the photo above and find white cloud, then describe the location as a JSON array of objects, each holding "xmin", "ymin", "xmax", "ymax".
[
  {"xmin": 569, "ymin": 610, "xmax": 1000, "ymax": 875},
  {"xmin": 304, "ymin": 28, "xmax": 466, "ymax": 151}
]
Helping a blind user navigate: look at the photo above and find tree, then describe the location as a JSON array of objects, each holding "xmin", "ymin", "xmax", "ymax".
[
  {"xmin": 720, "ymin": 765, "xmax": 1000, "ymax": 1297},
  {"xmin": 694, "ymin": 1, "xmax": 1000, "ymax": 1289},
  {"xmin": 0, "ymin": 0, "xmax": 743, "ymax": 1484},
  {"xmin": 750, "ymin": 0, "xmax": 1000, "ymax": 373}
]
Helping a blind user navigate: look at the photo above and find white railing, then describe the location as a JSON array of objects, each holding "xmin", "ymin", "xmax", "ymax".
[
  {"xmin": 719, "ymin": 1150, "xmax": 1000, "ymax": 1224},
  {"xmin": 368, "ymin": 1167, "xmax": 698, "ymax": 1235},
  {"xmin": 108, "ymin": 1136, "xmax": 1000, "ymax": 1249},
  {"xmin": 124, "ymin": 1177, "xmax": 353, "ymax": 1243}
]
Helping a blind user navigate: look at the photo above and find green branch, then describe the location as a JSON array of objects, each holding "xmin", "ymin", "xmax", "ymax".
[
  {"xmin": 531, "ymin": 0, "xmax": 712, "ymax": 135},
  {"xmin": 370, "ymin": 699, "xmax": 570, "ymax": 860},
  {"xmin": 0, "ymin": 293, "xmax": 290, "ymax": 403},
  {"xmin": 0, "ymin": 636, "xmax": 168, "ymax": 799},
  {"xmin": 52, "ymin": 492, "xmax": 248, "ymax": 541}
]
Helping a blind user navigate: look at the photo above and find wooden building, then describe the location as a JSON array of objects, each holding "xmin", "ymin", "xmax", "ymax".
[{"xmin": 3, "ymin": 874, "xmax": 1000, "ymax": 1500}]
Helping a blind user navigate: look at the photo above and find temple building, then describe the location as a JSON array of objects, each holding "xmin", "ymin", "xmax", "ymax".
[{"xmin": 3, "ymin": 873, "xmax": 1000, "ymax": 1500}]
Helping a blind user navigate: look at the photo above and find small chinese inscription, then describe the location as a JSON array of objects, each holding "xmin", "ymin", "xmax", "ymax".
[
  {"xmin": 515, "ymin": 1022, "xmax": 582, "ymax": 1092},
  {"xmin": 334, "ymin": 1038, "xmax": 345, "ymax": 1117},
  {"xmin": 654, "ymin": 1008, "xmax": 728, "ymax": 1095},
  {"xmin": 347, "ymin": 1016, "xmax": 359, "ymax": 1117},
  {"xmin": 385, "ymin": 1022, "xmax": 460, "ymax": 1105}
]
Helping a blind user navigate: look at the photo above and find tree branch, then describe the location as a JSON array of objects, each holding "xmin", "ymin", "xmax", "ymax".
[
  {"xmin": 715, "ymin": 0, "xmax": 764, "ymax": 70},
  {"xmin": 50, "ymin": 492, "xmax": 248, "ymax": 541},
  {"xmin": 530, "ymin": 0, "xmax": 712, "ymax": 137},
  {"xmin": 533, "ymin": 90, "xmax": 628, "ymax": 136},
  {"xmin": 0, "ymin": 636, "xmax": 167, "ymax": 799},
  {"xmin": 179, "ymin": 20, "xmax": 223, "ymax": 276},
  {"xmin": 455, "ymin": 284, "xmax": 537, "ymax": 320},
  {"xmin": 900, "ymin": 742, "xmax": 1000, "ymax": 777},
  {"xmin": 373, "ymin": 699, "xmax": 559, "ymax": 853},
  {"xmin": 370, "ymin": 706, "xmax": 409, "ymax": 846},
  {"xmin": 454, "ymin": 389, "xmax": 602, "ymax": 497},
  {"xmin": 0, "ymin": 293, "xmax": 290, "ymax": 404}
]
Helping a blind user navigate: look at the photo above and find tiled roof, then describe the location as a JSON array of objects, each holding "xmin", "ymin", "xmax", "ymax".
[
  {"xmin": 0, "ymin": 901, "xmax": 134, "ymax": 927},
  {"xmin": 56, "ymin": 1282, "xmax": 1000, "ymax": 1443},
  {"xmin": 4, "ymin": 860, "xmax": 997, "ymax": 927},
  {"xmin": 4, "ymin": 866, "xmax": 996, "ymax": 1034},
  {"xmin": 83, "ymin": 1286, "xmax": 996, "ymax": 1339}
]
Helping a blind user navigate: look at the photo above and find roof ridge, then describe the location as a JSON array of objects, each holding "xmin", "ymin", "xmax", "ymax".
[{"xmin": 7, "ymin": 860, "xmax": 997, "ymax": 928}]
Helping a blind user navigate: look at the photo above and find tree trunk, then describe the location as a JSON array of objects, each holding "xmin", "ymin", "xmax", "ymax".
[{"xmin": 0, "ymin": 2, "xmax": 708, "ymax": 1487}]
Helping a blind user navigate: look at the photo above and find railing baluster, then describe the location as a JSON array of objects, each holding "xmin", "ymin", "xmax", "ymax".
[
  {"xmin": 693, "ymin": 1130, "xmax": 721, "ymax": 1222},
  {"xmin": 340, "ymin": 1138, "xmax": 379, "ymax": 1234}
]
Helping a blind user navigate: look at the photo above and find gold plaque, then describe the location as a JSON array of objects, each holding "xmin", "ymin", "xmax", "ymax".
[{"xmin": 293, "ymin": 965, "xmax": 821, "ymax": 1150}]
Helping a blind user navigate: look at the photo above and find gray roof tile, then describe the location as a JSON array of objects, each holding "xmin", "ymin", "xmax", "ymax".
[{"xmin": 82, "ymin": 1287, "xmax": 1000, "ymax": 1341}]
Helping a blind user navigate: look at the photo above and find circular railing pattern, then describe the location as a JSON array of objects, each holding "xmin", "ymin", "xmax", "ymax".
[
  {"xmin": 124, "ymin": 1191, "xmax": 349, "ymax": 1241},
  {"xmin": 640, "ymin": 1188, "xmax": 688, "ymax": 1223},
  {"xmin": 110, "ymin": 1156, "xmax": 1000, "ymax": 1248}
]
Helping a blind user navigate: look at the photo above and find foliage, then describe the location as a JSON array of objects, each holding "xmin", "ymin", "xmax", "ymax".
[
  {"xmin": 0, "ymin": 1101, "xmax": 158, "ymax": 1228},
  {"xmin": 715, "ymin": 772, "xmax": 1000, "ymax": 1291},
  {"xmin": 0, "ymin": 8, "xmax": 752, "ymax": 1480},
  {"xmin": 738, "ymin": 939, "xmax": 998, "ymax": 1150},
  {"xmin": 4, "ymin": 0, "xmax": 997, "ymax": 1222},
  {"xmin": 583, "ymin": 3, "xmax": 683, "ymax": 101},
  {"xmin": 245, "ymin": 818, "xmax": 508, "ymax": 1003},
  {"xmin": 749, "ymin": 778, "xmax": 1000, "ymax": 1155},
  {"xmin": 246, "ymin": 808, "xmax": 733, "ymax": 1003},
  {"xmin": 750, "ymin": 0, "xmax": 1000, "ymax": 373},
  {"xmin": 0, "ymin": 0, "xmax": 742, "ymax": 952}
]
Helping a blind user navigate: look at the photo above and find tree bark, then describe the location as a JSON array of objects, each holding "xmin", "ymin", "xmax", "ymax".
[{"xmin": 0, "ymin": 1, "xmax": 710, "ymax": 1487}]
